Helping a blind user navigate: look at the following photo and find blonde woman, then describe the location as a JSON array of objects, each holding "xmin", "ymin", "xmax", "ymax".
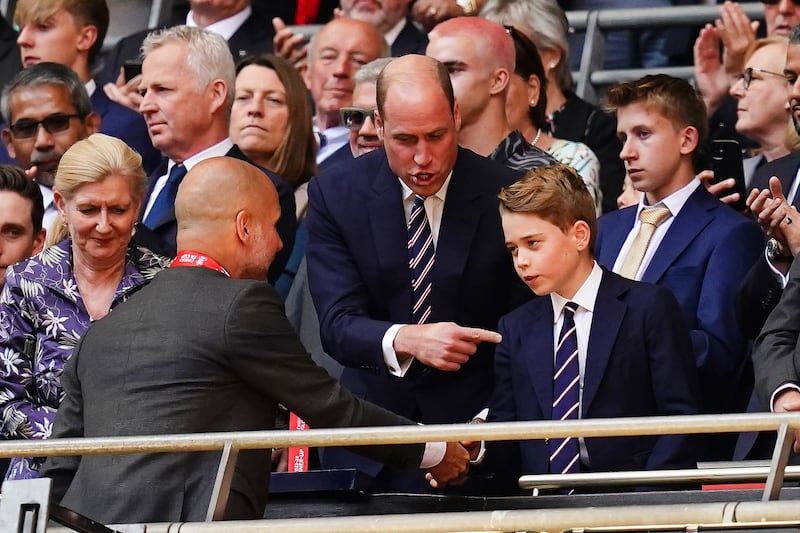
[{"xmin": 0, "ymin": 133, "xmax": 170, "ymax": 479}]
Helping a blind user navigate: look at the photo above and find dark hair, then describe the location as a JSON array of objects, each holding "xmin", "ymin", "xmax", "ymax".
[
  {"xmin": 235, "ymin": 54, "xmax": 317, "ymax": 187},
  {"xmin": 1, "ymin": 62, "xmax": 91, "ymax": 124},
  {"xmin": 0, "ymin": 165, "xmax": 44, "ymax": 233},
  {"xmin": 506, "ymin": 25, "xmax": 548, "ymax": 130}
]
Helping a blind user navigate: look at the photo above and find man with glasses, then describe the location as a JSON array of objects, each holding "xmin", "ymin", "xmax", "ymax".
[{"xmin": 0, "ymin": 62, "xmax": 99, "ymax": 231}]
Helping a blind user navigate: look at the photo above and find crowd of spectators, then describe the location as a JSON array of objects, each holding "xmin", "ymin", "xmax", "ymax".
[{"xmin": 2, "ymin": 0, "xmax": 800, "ymax": 525}]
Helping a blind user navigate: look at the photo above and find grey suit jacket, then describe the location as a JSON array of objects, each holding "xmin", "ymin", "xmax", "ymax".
[{"xmin": 40, "ymin": 266, "xmax": 424, "ymax": 524}]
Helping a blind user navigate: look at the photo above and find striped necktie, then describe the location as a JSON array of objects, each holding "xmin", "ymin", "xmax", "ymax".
[
  {"xmin": 550, "ymin": 301, "xmax": 581, "ymax": 475},
  {"xmin": 408, "ymin": 195, "xmax": 435, "ymax": 324}
]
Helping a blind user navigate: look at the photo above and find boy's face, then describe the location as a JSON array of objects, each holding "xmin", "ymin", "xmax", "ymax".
[
  {"xmin": 0, "ymin": 190, "xmax": 45, "ymax": 288},
  {"xmin": 616, "ymin": 102, "xmax": 697, "ymax": 205},
  {"xmin": 16, "ymin": 9, "xmax": 93, "ymax": 71},
  {"xmin": 501, "ymin": 210, "xmax": 588, "ymax": 299}
]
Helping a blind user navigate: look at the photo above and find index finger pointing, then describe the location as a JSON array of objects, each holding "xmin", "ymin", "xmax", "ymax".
[{"xmin": 468, "ymin": 328, "xmax": 502, "ymax": 344}]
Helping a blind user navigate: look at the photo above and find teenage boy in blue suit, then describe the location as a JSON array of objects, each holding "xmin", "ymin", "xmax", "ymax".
[
  {"xmin": 487, "ymin": 164, "xmax": 701, "ymax": 483},
  {"xmin": 596, "ymin": 76, "xmax": 763, "ymax": 448}
]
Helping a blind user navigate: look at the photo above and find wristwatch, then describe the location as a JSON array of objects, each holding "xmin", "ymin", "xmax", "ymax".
[
  {"xmin": 767, "ymin": 238, "xmax": 793, "ymax": 263},
  {"xmin": 455, "ymin": 0, "xmax": 477, "ymax": 15}
]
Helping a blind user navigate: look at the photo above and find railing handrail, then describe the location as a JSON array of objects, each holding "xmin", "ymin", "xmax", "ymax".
[
  {"xmin": 569, "ymin": 3, "xmax": 764, "ymax": 31},
  {"xmin": 2, "ymin": 412, "xmax": 798, "ymax": 458}
]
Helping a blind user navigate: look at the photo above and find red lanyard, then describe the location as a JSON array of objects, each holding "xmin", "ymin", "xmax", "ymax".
[{"xmin": 170, "ymin": 250, "xmax": 230, "ymax": 277}]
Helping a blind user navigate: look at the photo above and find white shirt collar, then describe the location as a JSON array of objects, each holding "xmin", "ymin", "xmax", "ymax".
[
  {"xmin": 399, "ymin": 170, "xmax": 453, "ymax": 203},
  {"xmin": 84, "ymin": 79, "xmax": 96, "ymax": 97},
  {"xmin": 186, "ymin": 5, "xmax": 252, "ymax": 41},
  {"xmin": 636, "ymin": 176, "xmax": 701, "ymax": 218},
  {"xmin": 382, "ymin": 16, "xmax": 407, "ymax": 46},
  {"xmin": 170, "ymin": 137, "xmax": 234, "ymax": 174},
  {"xmin": 550, "ymin": 261, "xmax": 603, "ymax": 321}
]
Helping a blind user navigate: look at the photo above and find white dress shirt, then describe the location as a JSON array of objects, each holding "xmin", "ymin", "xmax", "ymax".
[{"xmin": 186, "ymin": 5, "xmax": 252, "ymax": 41}]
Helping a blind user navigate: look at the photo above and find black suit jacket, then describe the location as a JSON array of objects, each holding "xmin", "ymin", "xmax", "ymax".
[
  {"xmin": 140, "ymin": 145, "xmax": 296, "ymax": 283},
  {"xmin": 99, "ymin": 9, "xmax": 274, "ymax": 85},
  {"xmin": 391, "ymin": 17, "xmax": 428, "ymax": 56},
  {"xmin": 735, "ymin": 152, "xmax": 800, "ymax": 339},
  {"xmin": 41, "ymin": 267, "xmax": 424, "ymax": 524}
]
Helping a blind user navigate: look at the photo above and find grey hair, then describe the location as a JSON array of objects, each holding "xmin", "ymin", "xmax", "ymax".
[
  {"xmin": 141, "ymin": 25, "xmax": 236, "ymax": 114},
  {"xmin": 354, "ymin": 57, "xmax": 394, "ymax": 85},
  {"xmin": 481, "ymin": 0, "xmax": 573, "ymax": 91},
  {"xmin": 1, "ymin": 62, "xmax": 92, "ymax": 124}
]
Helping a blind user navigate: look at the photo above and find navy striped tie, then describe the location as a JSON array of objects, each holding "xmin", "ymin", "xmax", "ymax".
[
  {"xmin": 408, "ymin": 195, "xmax": 435, "ymax": 324},
  {"xmin": 550, "ymin": 301, "xmax": 581, "ymax": 474}
]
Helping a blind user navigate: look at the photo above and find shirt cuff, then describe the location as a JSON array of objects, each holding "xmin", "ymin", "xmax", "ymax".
[
  {"xmin": 765, "ymin": 247, "xmax": 791, "ymax": 289},
  {"xmin": 382, "ymin": 324, "xmax": 413, "ymax": 376},
  {"xmin": 420, "ymin": 441, "xmax": 447, "ymax": 469},
  {"xmin": 771, "ymin": 383, "xmax": 800, "ymax": 412}
]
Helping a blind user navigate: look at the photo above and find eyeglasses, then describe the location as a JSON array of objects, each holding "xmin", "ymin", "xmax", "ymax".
[
  {"xmin": 340, "ymin": 107, "xmax": 377, "ymax": 129},
  {"xmin": 739, "ymin": 67, "xmax": 788, "ymax": 90},
  {"xmin": 8, "ymin": 113, "xmax": 82, "ymax": 139},
  {"xmin": 761, "ymin": 0, "xmax": 800, "ymax": 5}
]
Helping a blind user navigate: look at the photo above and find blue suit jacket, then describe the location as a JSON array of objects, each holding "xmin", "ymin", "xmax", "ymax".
[
  {"xmin": 306, "ymin": 147, "xmax": 527, "ymax": 485},
  {"xmin": 391, "ymin": 17, "xmax": 428, "ymax": 56},
  {"xmin": 596, "ymin": 186, "xmax": 763, "ymax": 413},
  {"xmin": 91, "ymin": 88, "xmax": 161, "ymax": 174},
  {"xmin": 139, "ymin": 145, "xmax": 296, "ymax": 283},
  {"xmin": 488, "ymin": 269, "xmax": 701, "ymax": 478}
]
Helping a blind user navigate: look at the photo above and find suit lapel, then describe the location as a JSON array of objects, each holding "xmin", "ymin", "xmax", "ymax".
[
  {"xmin": 367, "ymin": 158, "xmax": 413, "ymax": 321},
  {"xmin": 582, "ymin": 271, "xmax": 626, "ymax": 414},
  {"xmin": 598, "ymin": 207, "xmax": 636, "ymax": 267},
  {"xmin": 432, "ymin": 150, "xmax": 487, "ymax": 322},
  {"xmin": 519, "ymin": 301, "xmax": 556, "ymax": 418},
  {"xmin": 642, "ymin": 187, "xmax": 712, "ymax": 284}
]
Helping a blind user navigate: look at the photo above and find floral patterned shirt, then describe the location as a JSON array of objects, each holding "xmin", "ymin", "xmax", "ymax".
[{"xmin": 0, "ymin": 239, "xmax": 170, "ymax": 479}]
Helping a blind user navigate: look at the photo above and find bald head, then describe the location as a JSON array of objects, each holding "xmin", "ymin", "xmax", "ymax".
[
  {"xmin": 376, "ymin": 54, "xmax": 455, "ymax": 120},
  {"xmin": 176, "ymin": 157, "xmax": 282, "ymax": 280},
  {"xmin": 429, "ymin": 17, "xmax": 515, "ymax": 73}
]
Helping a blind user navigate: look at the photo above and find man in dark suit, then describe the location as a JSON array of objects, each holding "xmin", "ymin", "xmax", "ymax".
[
  {"xmin": 595, "ymin": 75, "xmax": 763, "ymax": 445},
  {"xmin": 306, "ymin": 54, "xmax": 526, "ymax": 491},
  {"xmin": 488, "ymin": 164, "xmax": 699, "ymax": 485},
  {"xmin": 12, "ymin": 0, "xmax": 160, "ymax": 173},
  {"xmin": 136, "ymin": 25, "xmax": 295, "ymax": 281},
  {"xmin": 39, "ymin": 156, "xmax": 469, "ymax": 524},
  {"xmin": 100, "ymin": 0, "xmax": 276, "ymax": 86},
  {"xmin": 340, "ymin": 0, "xmax": 428, "ymax": 56}
]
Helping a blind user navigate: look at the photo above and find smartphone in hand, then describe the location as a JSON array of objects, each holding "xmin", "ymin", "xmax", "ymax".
[{"xmin": 711, "ymin": 139, "xmax": 748, "ymax": 212}]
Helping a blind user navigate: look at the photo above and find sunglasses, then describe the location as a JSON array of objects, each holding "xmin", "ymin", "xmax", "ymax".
[
  {"xmin": 340, "ymin": 107, "xmax": 376, "ymax": 130},
  {"xmin": 9, "ymin": 113, "xmax": 82, "ymax": 139},
  {"xmin": 738, "ymin": 67, "xmax": 787, "ymax": 90}
]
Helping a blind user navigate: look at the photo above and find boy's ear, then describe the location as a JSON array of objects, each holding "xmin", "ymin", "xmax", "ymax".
[
  {"xmin": 679, "ymin": 125, "xmax": 699, "ymax": 155},
  {"xmin": 572, "ymin": 220, "xmax": 591, "ymax": 252}
]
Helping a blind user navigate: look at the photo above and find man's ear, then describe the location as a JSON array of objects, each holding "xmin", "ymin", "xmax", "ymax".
[
  {"xmin": 207, "ymin": 79, "xmax": 228, "ymax": 116},
  {"xmin": 453, "ymin": 101, "xmax": 461, "ymax": 132},
  {"xmin": 490, "ymin": 68, "xmax": 510, "ymax": 96},
  {"xmin": 375, "ymin": 109, "xmax": 384, "ymax": 141},
  {"xmin": 83, "ymin": 112, "xmax": 101, "ymax": 135},
  {"xmin": 76, "ymin": 24, "xmax": 98, "ymax": 54},
  {"xmin": 235, "ymin": 209, "xmax": 251, "ymax": 243},
  {"xmin": 31, "ymin": 228, "xmax": 46, "ymax": 256},
  {"xmin": 1, "ymin": 129, "xmax": 16, "ymax": 160},
  {"xmin": 679, "ymin": 125, "xmax": 699, "ymax": 155}
]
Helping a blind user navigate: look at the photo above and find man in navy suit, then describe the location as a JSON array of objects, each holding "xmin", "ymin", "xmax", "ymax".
[
  {"xmin": 136, "ymin": 26, "xmax": 295, "ymax": 282},
  {"xmin": 487, "ymin": 163, "xmax": 700, "ymax": 485},
  {"xmin": 12, "ymin": 0, "xmax": 160, "ymax": 173},
  {"xmin": 595, "ymin": 75, "xmax": 763, "ymax": 456},
  {"xmin": 306, "ymin": 54, "xmax": 526, "ymax": 491}
]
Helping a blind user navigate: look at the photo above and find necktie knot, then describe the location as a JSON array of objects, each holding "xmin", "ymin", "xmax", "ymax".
[
  {"xmin": 638, "ymin": 204, "xmax": 671, "ymax": 227},
  {"xmin": 413, "ymin": 194, "xmax": 426, "ymax": 208},
  {"xmin": 167, "ymin": 164, "xmax": 187, "ymax": 184},
  {"xmin": 563, "ymin": 301, "xmax": 579, "ymax": 319}
]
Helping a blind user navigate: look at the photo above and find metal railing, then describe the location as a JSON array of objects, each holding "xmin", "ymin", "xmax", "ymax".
[{"xmin": 1, "ymin": 412, "xmax": 799, "ymax": 531}]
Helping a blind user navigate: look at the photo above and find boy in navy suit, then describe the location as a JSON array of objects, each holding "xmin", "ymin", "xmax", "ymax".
[
  {"xmin": 596, "ymin": 75, "xmax": 763, "ymax": 460},
  {"xmin": 486, "ymin": 164, "xmax": 701, "ymax": 485}
]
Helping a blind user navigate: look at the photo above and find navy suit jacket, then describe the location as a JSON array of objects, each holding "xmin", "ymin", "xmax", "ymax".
[
  {"xmin": 488, "ymin": 269, "xmax": 700, "ymax": 479},
  {"xmin": 140, "ymin": 145, "xmax": 296, "ymax": 283},
  {"xmin": 596, "ymin": 186, "xmax": 763, "ymax": 413},
  {"xmin": 90, "ymin": 88, "xmax": 161, "ymax": 174},
  {"xmin": 391, "ymin": 18, "xmax": 428, "ymax": 56},
  {"xmin": 736, "ymin": 152, "xmax": 800, "ymax": 339}
]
